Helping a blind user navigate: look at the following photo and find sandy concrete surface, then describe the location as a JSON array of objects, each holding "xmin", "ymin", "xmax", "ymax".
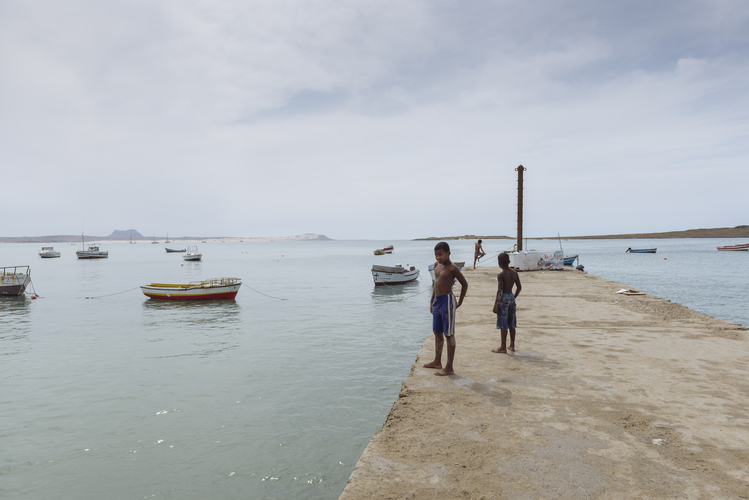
[{"xmin": 340, "ymin": 267, "xmax": 749, "ymax": 499}]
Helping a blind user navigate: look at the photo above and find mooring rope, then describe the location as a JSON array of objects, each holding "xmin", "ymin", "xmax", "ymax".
[
  {"xmin": 25, "ymin": 279, "xmax": 42, "ymax": 298},
  {"xmin": 80, "ymin": 287, "xmax": 141, "ymax": 299},
  {"xmin": 242, "ymin": 283, "xmax": 288, "ymax": 301}
]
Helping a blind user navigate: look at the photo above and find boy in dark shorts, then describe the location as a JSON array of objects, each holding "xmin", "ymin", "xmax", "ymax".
[
  {"xmin": 492, "ymin": 252, "xmax": 522, "ymax": 353},
  {"xmin": 424, "ymin": 241, "xmax": 468, "ymax": 376}
]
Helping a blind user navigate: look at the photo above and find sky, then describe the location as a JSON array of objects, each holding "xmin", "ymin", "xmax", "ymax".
[{"xmin": 1, "ymin": 0, "xmax": 748, "ymax": 240}]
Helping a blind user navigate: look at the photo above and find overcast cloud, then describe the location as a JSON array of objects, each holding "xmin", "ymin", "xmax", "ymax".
[{"xmin": 2, "ymin": 0, "xmax": 747, "ymax": 239}]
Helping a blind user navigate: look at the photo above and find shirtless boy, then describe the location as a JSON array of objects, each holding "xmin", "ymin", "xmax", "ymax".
[
  {"xmin": 424, "ymin": 241, "xmax": 468, "ymax": 376},
  {"xmin": 492, "ymin": 252, "xmax": 522, "ymax": 353},
  {"xmin": 473, "ymin": 239, "xmax": 486, "ymax": 268}
]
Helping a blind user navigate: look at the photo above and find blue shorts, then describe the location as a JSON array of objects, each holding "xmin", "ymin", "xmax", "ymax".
[
  {"xmin": 432, "ymin": 294, "xmax": 457, "ymax": 337},
  {"xmin": 496, "ymin": 293, "xmax": 517, "ymax": 329}
]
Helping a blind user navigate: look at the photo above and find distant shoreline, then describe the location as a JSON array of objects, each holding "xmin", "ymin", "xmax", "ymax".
[
  {"xmin": 0, "ymin": 233, "xmax": 332, "ymax": 244},
  {"xmin": 415, "ymin": 225, "xmax": 749, "ymax": 241}
]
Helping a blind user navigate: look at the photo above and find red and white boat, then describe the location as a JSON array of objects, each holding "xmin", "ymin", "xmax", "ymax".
[
  {"xmin": 371, "ymin": 264, "xmax": 419, "ymax": 286},
  {"xmin": 140, "ymin": 277, "xmax": 241, "ymax": 300},
  {"xmin": 374, "ymin": 245, "xmax": 394, "ymax": 255},
  {"xmin": 0, "ymin": 266, "xmax": 31, "ymax": 296},
  {"xmin": 717, "ymin": 243, "xmax": 749, "ymax": 251}
]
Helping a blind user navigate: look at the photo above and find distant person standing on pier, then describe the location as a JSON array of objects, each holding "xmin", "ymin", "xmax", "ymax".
[
  {"xmin": 492, "ymin": 252, "xmax": 522, "ymax": 353},
  {"xmin": 473, "ymin": 239, "xmax": 486, "ymax": 268},
  {"xmin": 424, "ymin": 241, "xmax": 468, "ymax": 376}
]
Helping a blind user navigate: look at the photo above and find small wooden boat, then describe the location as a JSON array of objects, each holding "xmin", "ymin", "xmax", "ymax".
[
  {"xmin": 38, "ymin": 246, "xmax": 61, "ymax": 258},
  {"xmin": 717, "ymin": 243, "xmax": 749, "ymax": 251},
  {"xmin": 626, "ymin": 248, "xmax": 656, "ymax": 254},
  {"xmin": 563, "ymin": 254, "xmax": 578, "ymax": 266},
  {"xmin": 0, "ymin": 266, "xmax": 31, "ymax": 295},
  {"xmin": 140, "ymin": 277, "xmax": 241, "ymax": 300},
  {"xmin": 374, "ymin": 245, "xmax": 394, "ymax": 255},
  {"xmin": 183, "ymin": 246, "xmax": 202, "ymax": 261},
  {"xmin": 371, "ymin": 264, "xmax": 419, "ymax": 286},
  {"xmin": 165, "ymin": 248, "xmax": 186, "ymax": 253}
]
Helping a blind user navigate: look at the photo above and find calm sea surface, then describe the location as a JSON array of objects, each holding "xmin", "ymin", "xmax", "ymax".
[{"xmin": 1, "ymin": 238, "xmax": 747, "ymax": 499}]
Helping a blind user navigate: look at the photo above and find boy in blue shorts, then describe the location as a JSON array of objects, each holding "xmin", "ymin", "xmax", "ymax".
[
  {"xmin": 492, "ymin": 252, "xmax": 522, "ymax": 353},
  {"xmin": 424, "ymin": 241, "xmax": 468, "ymax": 376}
]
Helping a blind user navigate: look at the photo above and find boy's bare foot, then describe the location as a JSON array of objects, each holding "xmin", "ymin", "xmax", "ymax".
[
  {"xmin": 491, "ymin": 348, "xmax": 507, "ymax": 353},
  {"xmin": 423, "ymin": 361, "xmax": 442, "ymax": 369},
  {"xmin": 508, "ymin": 345, "xmax": 515, "ymax": 352},
  {"xmin": 435, "ymin": 368, "xmax": 454, "ymax": 376}
]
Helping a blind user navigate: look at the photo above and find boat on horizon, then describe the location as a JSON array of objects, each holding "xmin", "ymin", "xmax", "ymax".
[
  {"xmin": 717, "ymin": 243, "xmax": 749, "ymax": 251},
  {"xmin": 38, "ymin": 246, "xmax": 61, "ymax": 258},
  {"xmin": 371, "ymin": 264, "xmax": 419, "ymax": 286},
  {"xmin": 374, "ymin": 245, "xmax": 394, "ymax": 255},
  {"xmin": 0, "ymin": 266, "xmax": 31, "ymax": 296},
  {"xmin": 626, "ymin": 248, "xmax": 657, "ymax": 254},
  {"xmin": 140, "ymin": 277, "xmax": 241, "ymax": 300},
  {"xmin": 183, "ymin": 246, "xmax": 202, "ymax": 261}
]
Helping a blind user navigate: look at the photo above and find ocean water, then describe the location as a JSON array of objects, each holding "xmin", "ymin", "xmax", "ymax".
[{"xmin": 1, "ymin": 238, "xmax": 747, "ymax": 499}]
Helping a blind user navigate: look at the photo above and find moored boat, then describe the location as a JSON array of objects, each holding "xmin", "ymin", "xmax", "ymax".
[
  {"xmin": 371, "ymin": 264, "xmax": 419, "ymax": 286},
  {"xmin": 76, "ymin": 233, "xmax": 108, "ymax": 259},
  {"xmin": 77, "ymin": 245, "xmax": 108, "ymax": 259},
  {"xmin": 140, "ymin": 277, "xmax": 241, "ymax": 300},
  {"xmin": 165, "ymin": 248, "xmax": 186, "ymax": 253},
  {"xmin": 38, "ymin": 246, "xmax": 61, "ymax": 258},
  {"xmin": 626, "ymin": 248, "xmax": 656, "ymax": 254},
  {"xmin": 0, "ymin": 266, "xmax": 31, "ymax": 295},
  {"xmin": 717, "ymin": 243, "xmax": 749, "ymax": 251},
  {"xmin": 374, "ymin": 245, "xmax": 394, "ymax": 255},
  {"xmin": 183, "ymin": 246, "xmax": 202, "ymax": 261}
]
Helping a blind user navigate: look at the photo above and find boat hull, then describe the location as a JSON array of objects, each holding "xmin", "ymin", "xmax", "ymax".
[
  {"xmin": 563, "ymin": 255, "xmax": 578, "ymax": 265},
  {"xmin": 626, "ymin": 249, "xmax": 657, "ymax": 253},
  {"xmin": 371, "ymin": 266, "xmax": 419, "ymax": 286},
  {"xmin": 76, "ymin": 252, "xmax": 109, "ymax": 259},
  {"xmin": 0, "ymin": 268, "xmax": 31, "ymax": 296},
  {"xmin": 39, "ymin": 253, "xmax": 61, "ymax": 258},
  {"xmin": 140, "ymin": 281, "xmax": 241, "ymax": 300},
  {"xmin": 717, "ymin": 244, "xmax": 749, "ymax": 251}
]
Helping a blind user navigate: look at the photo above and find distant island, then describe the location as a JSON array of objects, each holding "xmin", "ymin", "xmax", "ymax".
[
  {"xmin": 0, "ymin": 231, "xmax": 332, "ymax": 243},
  {"xmin": 416, "ymin": 225, "xmax": 749, "ymax": 241}
]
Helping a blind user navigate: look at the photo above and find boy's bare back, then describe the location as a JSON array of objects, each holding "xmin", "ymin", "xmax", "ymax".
[{"xmin": 498, "ymin": 267, "xmax": 521, "ymax": 297}]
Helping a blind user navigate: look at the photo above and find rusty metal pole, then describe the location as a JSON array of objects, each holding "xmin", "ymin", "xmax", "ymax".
[{"xmin": 515, "ymin": 164, "xmax": 526, "ymax": 251}]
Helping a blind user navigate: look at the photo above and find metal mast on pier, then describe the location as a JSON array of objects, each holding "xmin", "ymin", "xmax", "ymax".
[{"xmin": 515, "ymin": 164, "xmax": 526, "ymax": 252}]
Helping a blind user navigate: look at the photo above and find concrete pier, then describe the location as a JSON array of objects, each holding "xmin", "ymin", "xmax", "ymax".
[{"xmin": 340, "ymin": 267, "xmax": 749, "ymax": 499}]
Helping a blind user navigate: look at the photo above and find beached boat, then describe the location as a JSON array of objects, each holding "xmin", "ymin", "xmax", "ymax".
[
  {"xmin": 371, "ymin": 264, "xmax": 419, "ymax": 286},
  {"xmin": 140, "ymin": 277, "xmax": 241, "ymax": 300},
  {"xmin": 38, "ymin": 246, "xmax": 61, "ymax": 258},
  {"xmin": 563, "ymin": 254, "xmax": 579, "ymax": 266},
  {"xmin": 183, "ymin": 246, "xmax": 202, "ymax": 261},
  {"xmin": 165, "ymin": 248, "xmax": 186, "ymax": 253},
  {"xmin": 626, "ymin": 248, "xmax": 656, "ymax": 254},
  {"xmin": 717, "ymin": 243, "xmax": 749, "ymax": 251},
  {"xmin": 0, "ymin": 266, "xmax": 31, "ymax": 295},
  {"xmin": 374, "ymin": 245, "xmax": 394, "ymax": 255}
]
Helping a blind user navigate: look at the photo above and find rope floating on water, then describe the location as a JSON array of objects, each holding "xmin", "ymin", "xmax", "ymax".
[
  {"xmin": 80, "ymin": 287, "xmax": 141, "ymax": 299},
  {"xmin": 242, "ymin": 283, "xmax": 288, "ymax": 301}
]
